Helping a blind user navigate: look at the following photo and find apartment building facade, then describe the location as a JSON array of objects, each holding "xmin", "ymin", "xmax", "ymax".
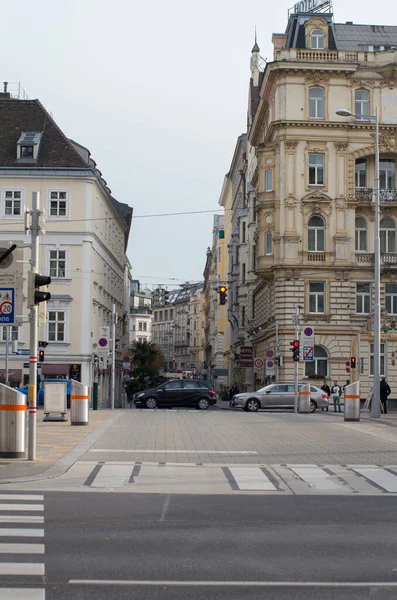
[{"xmin": 129, "ymin": 280, "xmax": 153, "ymax": 344}]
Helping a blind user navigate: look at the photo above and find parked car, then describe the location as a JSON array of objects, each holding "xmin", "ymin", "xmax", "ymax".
[
  {"xmin": 17, "ymin": 379, "xmax": 72, "ymax": 407},
  {"xmin": 134, "ymin": 379, "xmax": 217, "ymax": 410},
  {"xmin": 229, "ymin": 383, "xmax": 328, "ymax": 413}
]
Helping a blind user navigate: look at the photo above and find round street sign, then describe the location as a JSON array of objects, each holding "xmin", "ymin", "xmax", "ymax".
[
  {"xmin": 303, "ymin": 327, "xmax": 314, "ymax": 337},
  {"xmin": 265, "ymin": 349, "xmax": 274, "ymax": 358},
  {"xmin": 254, "ymin": 358, "xmax": 264, "ymax": 369},
  {"xmin": 266, "ymin": 360, "xmax": 274, "ymax": 368},
  {"xmin": 123, "ymin": 355, "xmax": 131, "ymax": 363},
  {"xmin": 98, "ymin": 337, "xmax": 108, "ymax": 348}
]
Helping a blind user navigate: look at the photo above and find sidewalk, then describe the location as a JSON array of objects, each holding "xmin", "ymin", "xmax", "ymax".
[{"xmin": 0, "ymin": 409, "xmax": 122, "ymax": 483}]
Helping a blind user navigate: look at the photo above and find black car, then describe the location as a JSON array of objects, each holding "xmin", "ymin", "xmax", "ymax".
[{"xmin": 134, "ymin": 379, "xmax": 217, "ymax": 410}]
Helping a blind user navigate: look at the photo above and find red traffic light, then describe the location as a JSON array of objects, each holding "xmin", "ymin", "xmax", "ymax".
[{"xmin": 290, "ymin": 340, "xmax": 300, "ymax": 348}]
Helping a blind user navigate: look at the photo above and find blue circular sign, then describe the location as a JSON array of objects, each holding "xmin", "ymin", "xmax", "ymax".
[
  {"xmin": 303, "ymin": 327, "xmax": 313, "ymax": 337},
  {"xmin": 98, "ymin": 337, "xmax": 108, "ymax": 347}
]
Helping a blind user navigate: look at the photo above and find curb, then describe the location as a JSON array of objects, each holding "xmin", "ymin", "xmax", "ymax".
[{"xmin": 0, "ymin": 411, "xmax": 124, "ymax": 485}]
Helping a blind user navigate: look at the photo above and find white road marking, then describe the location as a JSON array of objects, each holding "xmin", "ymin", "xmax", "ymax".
[
  {"xmin": 0, "ymin": 504, "xmax": 44, "ymax": 512},
  {"xmin": 0, "ymin": 543, "xmax": 44, "ymax": 554},
  {"xmin": 0, "ymin": 528, "xmax": 44, "ymax": 537},
  {"xmin": 289, "ymin": 466, "xmax": 342, "ymax": 491},
  {"xmin": 229, "ymin": 467, "xmax": 276, "ymax": 490},
  {"xmin": 69, "ymin": 579, "xmax": 397, "ymax": 588},
  {"xmin": 0, "ymin": 516, "xmax": 44, "ymax": 523},
  {"xmin": 0, "ymin": 563, "xmax": 45, "ymax": 575},
  {"xmin": 353, "ymin": 467, "xmax": 397, "ymax": 492},
  {"xmin": 0, "ymin": 495, "xmax": 43, "ymax": 501},
  {"xmin": 0, "ymin": 590, "xmax": 45, "ymax": 599},
  {"xmin": 91, "ymin": 464, "xmax": 132, "ymax": 488},
  {"xmin": 89, "ymin": 449, "xmax": 257, "ymax": 455}
]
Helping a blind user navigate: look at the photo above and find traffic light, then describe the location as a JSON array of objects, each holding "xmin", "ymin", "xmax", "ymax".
[
  {"xmin": 164, "ymin": 290, "xmax": 170, "ymax": 304},
  {"xmin": 28, "ymin": 273, "xmax": 51, "ymax": 308},
  {"xmin": 275, "ymin": 356, "xmax": 283, "ymax": 367},
  {"xmin": 351, "ymin": 356, "xmax": 356, "ymax": 369},
  {"xmin": 38, "ymin": 349, "xmax": 45, "ymax": 363},
  {"xmin": 290, "ymin": 340, "xmax": 300, "ymax": 362},
  {"xmin": 219, "ymin": 286, "xmax": 227, "ymax": 305}
]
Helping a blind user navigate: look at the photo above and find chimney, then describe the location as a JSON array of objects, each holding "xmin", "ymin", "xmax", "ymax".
[{"xmin": 0, "ymin": 82, "xmax": 11, "ymax": 99}]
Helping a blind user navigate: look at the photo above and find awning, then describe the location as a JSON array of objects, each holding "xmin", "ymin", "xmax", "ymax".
[
  {"xmin": 41, "ymin": 364, "xmax": 70, "ymax": 376},
  {"xmin": 0, "ymin": 369, "xmax": 22, "ymax": 383}
]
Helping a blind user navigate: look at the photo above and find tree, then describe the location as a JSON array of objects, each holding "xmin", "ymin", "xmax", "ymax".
[{"xmin": 126, "ymin": 341, "xmax": 165, "ymax": 399}]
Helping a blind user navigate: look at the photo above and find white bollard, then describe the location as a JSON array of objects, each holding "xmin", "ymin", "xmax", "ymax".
[
  {"xmin": 0, "ymin": 384, "xmax": 26, "ymax": 458},
  {"xmin": 344, "ymin": 381, "xmax": 360, "ymax": 422},
  {"xmin": 70, "ymin": 380, "xmax": 89, "ymax": 426},
  {"xmin": 298, "ymin": 383, "xmax": 311, "ymax": 413}
]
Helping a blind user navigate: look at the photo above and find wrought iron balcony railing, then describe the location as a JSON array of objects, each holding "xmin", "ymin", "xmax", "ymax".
[{"xmin": 355, "ymin": 188, "xmax": 397, "ymax": 203}]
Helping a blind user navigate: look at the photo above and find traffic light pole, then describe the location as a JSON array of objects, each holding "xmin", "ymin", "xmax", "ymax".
[
  {"xmin": 294, "ymin": 306, "xmax": 300, "ymax": 414},
  {"xmin": 28, "ymin": 192, "xmax": 40, "ymax": 461}
]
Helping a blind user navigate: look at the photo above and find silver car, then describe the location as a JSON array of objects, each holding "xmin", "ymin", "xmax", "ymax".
[{"xmin": 230, "ymin": 383, "xmax": 329, "ymax": 413}]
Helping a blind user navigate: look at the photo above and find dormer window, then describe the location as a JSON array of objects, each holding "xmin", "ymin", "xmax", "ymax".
[
  {"xmin": 310, "ymin": 29, "xmax": 324, "ymax": 50},
  {"xmin": 17, "ymin": 131, "xmax": 42, "ymax": 161}
]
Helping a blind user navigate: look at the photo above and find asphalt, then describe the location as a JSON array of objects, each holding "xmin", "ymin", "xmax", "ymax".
[{"xmin": 8, "ymin": 491, "xmax": 397, "ymax": 599}]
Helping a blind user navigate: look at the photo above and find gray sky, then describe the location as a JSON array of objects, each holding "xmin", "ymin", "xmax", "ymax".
[{"xmin": 1, "ymin": 0, "xmax": 394, "ymax": 288}]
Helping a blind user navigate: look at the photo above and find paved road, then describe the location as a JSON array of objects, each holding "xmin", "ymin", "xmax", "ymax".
[{"xmin": 2, "ymin": 491, "xmax": 397, "ymax": 599}]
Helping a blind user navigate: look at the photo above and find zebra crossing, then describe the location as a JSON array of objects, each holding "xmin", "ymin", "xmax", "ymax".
[
  {"xmin": 0, "ymin": 493, "xmax": 45, "ymax": 599},
  {"xmin": 22, "ymin": 459, "xmax": 397, "ymax": 496}
]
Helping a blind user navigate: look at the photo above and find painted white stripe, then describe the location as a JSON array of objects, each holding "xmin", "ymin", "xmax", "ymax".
[
  {"xmin": 68, "ymin": 580, "xmax": 397, "ymax": 588},
  {"xmin": 0, "ymin": 528, "xmax": 44, "ymax": 537},
  {"xmin": 0, "ymin": 590, "xmax": 45, "ymax": 600},
  {"xmin": 290, "ymin": 466, "xmax": 341, "ymax": 491},
  {"xmin": 354, "ymin": 468, "xmax": 397, "ymax": 492},
  {"xmin": 91, "ymin": 464, "xmax": 132, "ymax": 488},
  {"xmin": 0, "ymin": 543, "xmax": 44, "ymax": 554},
  {"xmin": 89, "ymin": 449, "xmax": 257, "ymax": 455},
  {"xmin": 229, "ymin": 467, "xmax": 276, "ymax": 491},
  {"xmin": 0, "ymin": 563, "xmax": 44, "ymax": 575},
  {"xmin": 0, "ymin": 516, "xmax": 44, "ymax": 523},
  {"xmin": 0, "ymin": 504, "xmax": 44, "ymax": 512},
  {"xmin": 0, "ymin": 495, "xmax": 43, "ymax": 501}
]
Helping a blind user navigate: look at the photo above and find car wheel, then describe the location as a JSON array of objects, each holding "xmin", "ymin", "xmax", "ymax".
[
  {"xmin": 310, "ymin": 399, "xmax": 317, "ymax": 413},
  {"xmin": 197, "ymin": 397, "xmax": 210, "ymax": 410},
  {"xmin": 145, "ymin": 397, "xmax": 158, "ymax": 409},
  {"xmin": 246, "ymin": 398, "xmax": 260, "ymax": 412}
]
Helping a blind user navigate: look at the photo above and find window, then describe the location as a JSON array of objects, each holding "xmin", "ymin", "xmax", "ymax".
[
  {"xmin": 142, "ymin": 322, "xmax": 147, "ymax": 332},
  {"xmin": 20, "ymin": 146, "xmax": 33, "ymax": 158},
  {"xmin": 308, "ymin": 153, "xmax": 324, "ymax": 185},
  {"xmin": 386, "ymin": 283, "xmax": 397, "ymax": 314},
  {"xmin": 49, "ymin": 249, "xmax": 66, "ymax": 278},
  {"xmin": 48, "ymin": 310, "xmax": 66, "ymax": 342},
  {"xmin": 164, "ymin": 310, "xmax": 168, "ymax": 321},
  {"xmin": 355, "ymin": 158, "xmax": 367, "ymax": 188},
  {"xmin": 3, "ymin": 190, "xmax": 22, "ymax": 216},
  {"xmin": 265, "ymin": 170, "xmax": 273, "ymax": 191},
  {"xmin": 355, "ymin": 217, "xmax": 367, "ymax": 252},
  {"xmin": 380, "ymin": 158, "xmax": 396, "ymax": 190},
  {"xmin": 170, "ymin": 310, "xmax": 173, "ymax": 320},
  {"xmin": 242, "ymin": 306, "xmax": 245, "ymax": 327},
  {"xmin": 164, "ymin": 380, "xmax": 183, "ymax": 390},
  {"xmin": 355, "ymin": 89, "xmax": 370, "ymax": 118},
  {"xmin": 138, "ymin": 322, "xmax": 143, "ymax": 331},
  {"xmin": 241, "ymin": 222, "xmax": 246, "ymax": 243},
  {"xmin": 17, "ymin": 132, "xmax": 42, "ymax": 161},
  {"xmin": 252, "ymin": 244, "xmax": 257, "ymax": 268},
  {"xmin": 370, "ymin": 343, "xmax": 385, "ymax": 377},
  {"xmin": 49, "ymin": 191, "xmax": 68, "ymax": 217},
  {"xmin": 218, "ymin": 246, "xmax": 221, "ymax": 262},
  {"xmin": 241, "ymin": 263, "xmax": 246, "ymax": 284},
  {"xmin": 356, "ymin": 283, "xmax": 371, "ymax": 314},
  {"xmin": 309, "ymin": 282, "xmax": 325, "ymax": 313},
  {"xmin": 310, "ymin": 29, "xmax": 324, "ymax": 49},
  {"xmin": 380, "ymin": 217, "xmax": 396, "ymax": 253},
  {"xmin": 159, "ymin": 311, "xmax": 163, "ymax": 321},
  {"xmin": 309, "ymin": 87, "xmax": 325, "ymax": 119},
  {"xmin": 1, "ymin": 326, "xmax": 19, "ymax": 342},
  {"xmin": 308, "ymin": 215, "xmax": 325, "ymax": 252},
  {"xmin": 305, "ymin": 346, "xmax": 328, "ymax": 377},
  {"xmin": 265, "ymin": 232, "xmax": 272, "ymax": 255}
]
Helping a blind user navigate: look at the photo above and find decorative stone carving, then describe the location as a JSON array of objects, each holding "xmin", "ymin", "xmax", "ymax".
[
  {"xmin": 335, "ymin": 196, "xmax": 347, "ymax": 210},
  {"xmin": 349, "ymin": 78, "xmax": 377, "ymax": 88},
  {"xmin": 335, "ymin": 270, "xmax": 349, "ymax": 281},
  {"xmin": 334, "ymin": 141, "xmax": 349, "ymax": 152},
  {"xmin": 285, "ymin": 141, "xmax": 298, "ymax": 151},
  {"xmin": 301, "ymin": 190, "xmax": 332, "ymax": 217},
  {"xmin": 304, "ymin": 70, "xmax": 331, "ymax": 83},
  {"xmin": 378, "ymin": 129, "xmax": 397, "ymax": 152},
  {"xmin": 285, "ymin": 194, "xmax": 298, "ymax": 209},
  {"xmin": 264, "ymin": 213, "xmax": 274, "ymax": 226}
]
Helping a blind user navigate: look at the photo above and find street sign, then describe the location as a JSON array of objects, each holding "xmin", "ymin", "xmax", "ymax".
[
  {"xmin": 239, "ymin": 346, "xmax": 254, "ymax": 368},
  {"xmin": 24, "ymin": 362, "xmax": 41, "ymax": 369},
  {"xmin": 99, "ymin": 326, "xmax": 110, "ymax": 338},
  {"xmin": 98, "ymin": 337, "xmax": 108, "ymax": 348},
  {"xmin": 254, "ymin": 358, "xmax": 264, "ymax": 370},
  {"xmin": 303, "ymin": 346, "xmax": 314, "ymax": 361},
  {"xmin": 265, "ymin": 349, "xmax": 274, "ymax": 358},
  {"xmin": 302, "ymin": 326, "xmax": 315, "ymax": 347},
  {"xmin": 0, "ymin": 288, "xmax": 14, "ymax": 324},
  {"xmin": 266, "ymin": 360, "xmax": 275, "ymax": 376},
  {"xmin": 16, "ymin": 349, "xmax": 30, "ymax": 355},
  {"xmin": 0, "ymin": 245, "xmax": 23, "ymax": 324}
]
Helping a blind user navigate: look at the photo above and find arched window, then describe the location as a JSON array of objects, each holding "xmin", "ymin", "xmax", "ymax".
[
  {"xmin": 310, "ymin": 29, "xmax": 324, "ymax": 50},
  {"xmin": 308, "ymin": 215, "xmax": 325, "ymax": 252},
  {"xmin": 309, "ymin": 87, "xmax": 325, "ymax": 119},
  {"xmin": 355, "ymin": 217, "xmax": 367, "ymax": 252},
  {"xmin": 355, "ymin": 89, "xmax": 370, "ymax": 119},
  {"xmin": 380, "ymin": 217, "xmax": 396, "ymax": 253},
  {"xmin": 305, "ymin": 346, "xmax": 328, "ymax": 377}
]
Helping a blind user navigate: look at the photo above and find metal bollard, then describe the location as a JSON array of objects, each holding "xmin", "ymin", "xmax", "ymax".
[
  {"xmin": 0, "ymin": 384, "xmax": 26, "ymax": 458},
  {"xmin": 344, "ymin": 381, "xmax": 360, "ymax": 422},
  {"xmin": 70, "ymin": 380, "xmax": 89, "ymax": 426},
  {"xmin": 298, "ymin": 383, "xmax": 311, "ymax": 413}
]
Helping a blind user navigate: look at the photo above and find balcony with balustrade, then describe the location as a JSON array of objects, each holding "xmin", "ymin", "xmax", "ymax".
[
  {"xmin": 354, "ymin": 253, "xmax": 397, "ymax": 267},
  {"xmin": 355, "ymin": 188, "xmax": 397, "ymax": 203}
]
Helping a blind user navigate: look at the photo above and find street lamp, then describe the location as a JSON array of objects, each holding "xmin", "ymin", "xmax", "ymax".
[{"xmin": 336, "ymin": 107, "xmax": 380, "ymax": 418}]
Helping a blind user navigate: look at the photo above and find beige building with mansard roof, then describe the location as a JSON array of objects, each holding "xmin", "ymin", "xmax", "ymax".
[{"xmin": 248, "ymin": 4, "xmax": 397, "ymax": 398}]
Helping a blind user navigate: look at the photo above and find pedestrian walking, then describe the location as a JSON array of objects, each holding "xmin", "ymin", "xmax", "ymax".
[
  {"xmin": 380, "ymin": 377, "xmax": 391, "ymax": 415},
  {"xmin": 321, "ymin": 380, "xmax": 331, "ymax": 412},
  {"xmin": 332, "ymin": 381, "xmax": 342, "ymax": 413}
]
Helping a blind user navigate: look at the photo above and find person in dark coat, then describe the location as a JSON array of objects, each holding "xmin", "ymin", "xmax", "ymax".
[
  {"xmin": 321, "ymin": 381, "xmax": 331, "ymax": 412},
  {"xmin": 380, "ymin": 378, "xmax": 391, "ymax": 415}
]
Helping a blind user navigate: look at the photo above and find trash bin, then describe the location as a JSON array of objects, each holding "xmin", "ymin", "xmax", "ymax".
[
  {"xmin": 70, "ymin": 380, "xmax": 89, "ymax": 426},
  {"xmin": 298, "ymin": 383, "xmax": 311, "ymax": 413},
  {"xmin": 0, "ymin": 383, "xmax": 26, "ymax": 458},
  {"xmin": 344, "ymin": 381, "xmax": 360, "ymax": 422}
]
